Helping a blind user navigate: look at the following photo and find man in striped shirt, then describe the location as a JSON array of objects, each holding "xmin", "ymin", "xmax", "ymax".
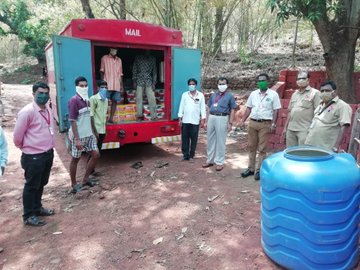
[{"xmin": 100, "ymin": 47, "xmax": 123, "ymax": 124}]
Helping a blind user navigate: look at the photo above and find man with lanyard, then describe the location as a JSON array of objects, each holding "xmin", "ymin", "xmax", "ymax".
[
  {"xmin": 178, "ymin": 78, "xmax": 206, "ymax": 161},
  {"xmin": 202, "ymin": 77, "xmax": 237, "ymax": 171},
  {"xmin": 305, "ymin": 80, "xmax": 352, "ymax": 152},
  {"xmin": 68, "ymin": 76, "xmax": 100, "ymax": 193},
  {"xmin": 13, "ymin": 82, "xmax": 55, "ymax": 226},
  {"xmin": 239, "ymin": 73, "xmax": 281, "ymax": 181},
  {"xmin": 100, "ymin": 47, "xmax": 123, "ymax": 124},
  {"xmin": 282, "ymin": 71, "xmax": 321, "ymax": 146}
]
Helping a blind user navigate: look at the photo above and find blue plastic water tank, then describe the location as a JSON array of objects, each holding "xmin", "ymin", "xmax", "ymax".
[{"xmin": 261, "ymin": 146, "xmax": 360, "ymax": 270}]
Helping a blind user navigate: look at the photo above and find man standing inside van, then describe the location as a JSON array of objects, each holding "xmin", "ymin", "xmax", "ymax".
[
  {"xmin": 132, "ymin": 50, "xmax": 158, "ymax": 121},
  {"xmin": 100, "ymin": 47, "xmax": 123, "ymax": 124}
]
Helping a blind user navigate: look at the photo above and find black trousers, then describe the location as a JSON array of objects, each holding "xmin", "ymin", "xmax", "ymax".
[
  {"xmin": 97, "ymin": 133, "xmax": 106, "ymax": 151},
  {"xmin": 21, "ymin": 149, "xmax": 54, "ymax": 221},
  {"xmin": 181, "ymin": 123, "xmax": 200, "ymax": 160}
]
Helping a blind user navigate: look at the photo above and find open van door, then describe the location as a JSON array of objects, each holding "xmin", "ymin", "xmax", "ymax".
[
  {"xmin": 171, "ymin": 48, "xmax": 201, "ymax": 120},
  {"xmin": 52, "ymin": 35, "xmax": 93, "ymax": 132}
]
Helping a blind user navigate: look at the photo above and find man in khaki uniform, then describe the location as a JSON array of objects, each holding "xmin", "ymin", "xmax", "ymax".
[
  {"xmin": 305, "ymin": 80, "xmax": 352, "ymax": 152},
  {"xmin": 282, "ymin": 71, "xmax": 321, "ymax": 146}
]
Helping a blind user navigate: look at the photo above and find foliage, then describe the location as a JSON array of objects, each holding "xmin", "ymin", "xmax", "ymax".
[{"xmin": 0, "ymin": 0, "xmax": 50, "ymax": 62}]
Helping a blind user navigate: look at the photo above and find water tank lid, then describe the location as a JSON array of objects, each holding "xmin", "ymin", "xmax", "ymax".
[{"xmin": 284, "ymin": 146, "xmax": 334, "ymax": 162}]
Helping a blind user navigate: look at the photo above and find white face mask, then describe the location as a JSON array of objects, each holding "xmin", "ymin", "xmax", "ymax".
[
  {"xmin": 297, "ymin": 79, "xmax": 309, "ymax": 88},
  {"xmin": 76, "ymin": 86, "xmax": 89, "ymax": 101},
  {"xmin": 320, "ymin": 91, "xmax": 334, "ymax": 103},
  {"xmin": 188, "ymin": 85, "xmax": 196, "ymax": 91},
  {"xmin": 218, "ymin": 84, "xmax": 227, "ymax": 92}
]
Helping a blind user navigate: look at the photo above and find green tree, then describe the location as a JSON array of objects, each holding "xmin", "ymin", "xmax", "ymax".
[
  {"xmin": 0, "ymin": 0, "xmax": 50, "ymax": 63},
  {"xmin": 268, "ymin": 0, "xmax": 360, "ymax": 102}
]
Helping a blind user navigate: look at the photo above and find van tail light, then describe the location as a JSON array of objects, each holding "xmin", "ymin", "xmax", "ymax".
[{"xmin": 160, "ymin": 125, "xmax": 176, "ymax": 133}]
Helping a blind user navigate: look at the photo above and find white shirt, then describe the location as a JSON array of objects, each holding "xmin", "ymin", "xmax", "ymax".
[
  {"xmin": 178, "ymin": 90, "xmax": 206, "ymax": 125},
  {"xmin": 246, "ymin": 89, "xmax": 282, "ymax": 120}
]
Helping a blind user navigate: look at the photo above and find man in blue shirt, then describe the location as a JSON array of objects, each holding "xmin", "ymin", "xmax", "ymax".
[{"xmin": 202, "ymin": 77, "xmax": 237, "ymax": 171}]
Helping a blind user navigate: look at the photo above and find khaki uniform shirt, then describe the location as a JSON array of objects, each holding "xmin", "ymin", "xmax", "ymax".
[
  {"xmin": 305, "ymin": 96, "xmax": 352, "ymax": 149},
  {"xmin": 89, "ymin": 93, "xmax": 108, "ymax": 134},
  {"xmin": 288, "ymin": 86, "xmax": 321, "ymax": 131}
]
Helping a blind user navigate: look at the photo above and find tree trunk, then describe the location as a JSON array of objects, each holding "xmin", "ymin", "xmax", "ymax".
[
  {"xmin": 119, "ymin": 0, "xmax": 126, "ymax": 20},
  {"xmin": 313, "ymin": 20, "xmax": 359, "ymax": 103},
  {"xmin": 213, "ymin": 6, "xmax": 224, "ymax": 55},
  {"xmin": 80, "ymin": 0, "xmax": 95, "ymax": 18}
]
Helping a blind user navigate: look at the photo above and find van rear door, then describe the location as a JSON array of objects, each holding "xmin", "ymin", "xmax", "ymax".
[
  {"xmin": 52, "ymin": 35, "xmax": 93, "ymax": 132},
  {"xmin": 171, "ymin": 48, "xmax": 201, "ymax": 120}
]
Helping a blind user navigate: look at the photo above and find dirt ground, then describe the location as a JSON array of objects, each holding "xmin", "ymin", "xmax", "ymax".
[{"xmin": 0, "ymin": 84, "xmax": 282, "ymax": 270}]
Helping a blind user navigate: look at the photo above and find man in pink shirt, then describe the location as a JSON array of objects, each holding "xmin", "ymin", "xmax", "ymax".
[
  {"xmin": 13, "ymin": 82, "xmax": 55, "ymax": 227},
  {"xmin": 100, "ymin": 47, "xmax": 123, "ymax": 124}
]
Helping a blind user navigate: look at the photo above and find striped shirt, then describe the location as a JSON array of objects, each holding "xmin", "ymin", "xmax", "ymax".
[
  {"xmin": 100, "ymin": 54, "xmax": 123, "ymax": 91},
  {"xmin": 13, "ymin": 102, "xmax": 55, "ymax": 154}
]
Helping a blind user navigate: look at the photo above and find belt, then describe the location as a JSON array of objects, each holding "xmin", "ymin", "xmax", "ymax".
[
  {"xmin": 250, "ymin": 118, "xmax": 271, "ymax": 122},
  {"xmin": 210, "ymin": 113, "xmax": 229, "ymax": 116},
  {"xmin": 23, "ymin": 149, "xmax": 54, "ymax": 157}
]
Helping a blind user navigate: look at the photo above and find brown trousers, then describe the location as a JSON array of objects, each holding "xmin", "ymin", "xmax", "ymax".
[{"xmin": 247, "ymin": 120, "xmax": 271, "ymax": 172}]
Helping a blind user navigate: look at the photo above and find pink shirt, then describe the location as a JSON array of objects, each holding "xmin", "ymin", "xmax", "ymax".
[
  {"xmin": 100, "ymin": 54, "xmax": 123, "ymax": 91},
  {"xmin": 13, "ymin": 102, "xmax": 55, "ymax": 154}
]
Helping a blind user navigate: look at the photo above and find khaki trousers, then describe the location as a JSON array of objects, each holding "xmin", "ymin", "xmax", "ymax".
[
  {"xmin": 136, "ymin": 85, "xmax": 157, "ymax": 118},
  {"xmin": 286, "ymin": 130, "xmax": 308, "ymax": 147},
  {"xmin": 247, "ymin": 120, "xmax": 271, "ymax": 172}
]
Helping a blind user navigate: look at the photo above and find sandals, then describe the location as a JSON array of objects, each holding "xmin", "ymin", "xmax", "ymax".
[
  {"xmin": 24, "ymin": 216, "xmax": 46, "ymax": 227},
  {"xmin": 83, "ymin": 179, "xmax": 98, "ymax": 187},
  {"xmin": 37, "ymin": 207, "xmax": 55, "ymax": 216},
  {"xmin": 131, "ymin": 161, "xmax": 143, "ymax": 169},
  {"xmin": 71, "ymin": 183, "xmax": 83, "ymax": 194}
]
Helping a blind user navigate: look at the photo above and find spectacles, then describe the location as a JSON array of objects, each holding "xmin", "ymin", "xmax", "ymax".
[
  {"xmin": 297, "ymin": 77, "xmax": 307, "ymax": 80},
  {"xmin": 320, "ymin": 89, "xmax": 333, "ymax": 93}
]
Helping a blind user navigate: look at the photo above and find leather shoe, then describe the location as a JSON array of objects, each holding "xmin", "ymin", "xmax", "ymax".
[
  {"xmin": 241, "ymin": 169, "xmax": 254, "ymax": 178},
  {"xmin": 202, "ymin": 163, "xmax": 214, "ymax": 168},
  {"xmin": 254, "ymin": 171, "xmax": 260, "ymax": 181},
  {"xmin": 37, "ymin": 207, "xmax": 55, "ymax": 216},
  {"xmin": 24, "ymin": 216, "xmax": 46, "ymax": 226},
  {"xmin": 215, "ymin": 165, "xmax": 224, "ymax": 171}
]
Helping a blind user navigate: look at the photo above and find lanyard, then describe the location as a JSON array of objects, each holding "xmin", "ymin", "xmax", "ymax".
[
  {"xmin": 317, "ymin": 100, "xmax": 335, "ymax": 116},
  {"xmin": 39, "ymin": 109, "xmax": 50, "ymax": 125},
  {"xmin": 214, "ymin": 91, "xmax": 226, "ymax": 103},
  {"xmin": 189, "ymin": 91, "xmax": 198, "ymax": 101},
  {"xmin": 259, "ymin": 92, "xmax": 268, "ymax": 104}
]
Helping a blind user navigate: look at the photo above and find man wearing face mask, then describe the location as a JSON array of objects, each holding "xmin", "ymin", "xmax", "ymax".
[
  {"xmin": 282, "ymin": 71, "xmax": 321, "ymax": 147},
  {"xmin": 238, "ymin": 73, "xmax": 281, "ymax": 181},
  {"xmin": 13, "ymin": 82, "xmax": 55, "ymax": 226},
  {"xmin": 305, "ymin": 80, "xmax": 352, "ymax": 152},
  {"xmin": 68, "ymin": 76, "xmax": 100, "ymax": 194},
  {"xmin": 202, "ymin": 77, "xmax": 237, "ymax": 171},
  {"xmin": 178, "ymin": 78, "xmax": 206, "ymax": 161},
  {"xmin": 88, "ymin": 80, "xmax": 108, "ymax": 175},
  {"xmin": 100, "ymin": 47, "xmax": 123, "ymax": 124}
]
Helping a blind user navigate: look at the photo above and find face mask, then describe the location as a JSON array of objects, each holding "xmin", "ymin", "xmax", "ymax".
[
  {"xmin": 218, "ymin": 84, "xmax": 227, "ymax": 92},
  {"xmin": 110, "ymin": 49, "xmax": 117, "ymax": 56},
  {"xmin": 297, "ymin": 79, "xmax": 308, "ymax": 88},
  {"xmin": 76, "ymin": 86, "xmax": 89, "ymax": 101},
  {"xmin": 320, "ymin": 91, "xmax": 333, "ymax": 103},
  {"xmin": 258, "ymin": 81, "xmax": 268, "ymax": 91},
  {"xmin": 35, "ymin": 92, "xmax": 50, "ymax": 105},
  {"xmin": 188, "ymin": 85, "xmax": 196, "ymax": 91},
  {"xmin": 99, "ymin": 87, "xmax": 108, "ymax": 100}
]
